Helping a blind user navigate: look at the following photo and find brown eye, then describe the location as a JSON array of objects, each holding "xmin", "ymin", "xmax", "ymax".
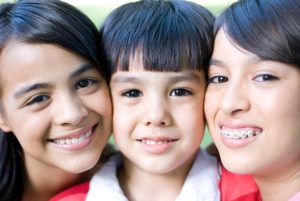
[
  {"xmin": 208, "ymin": 76, "xmax": 228, "ymax": 84},
  {"xmin": 169, "ymin": 88, "xmax": 192, "ymax": 96},
  {"xmin": 254, "ymin": 74, "xmax": 279, "ymax": 82},
  {"xmin": 75, "ymin": 79, "xmax": 97, "ymax": 90},
  {"xmin": 26, "ymin": 95, "xmax": 50, "ymax": 106},
  {"xmin": 122, "ymin": 89, "xmax": 143, "ymax": 98}
]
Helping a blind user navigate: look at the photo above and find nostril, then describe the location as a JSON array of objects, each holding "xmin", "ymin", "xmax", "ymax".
[
  {"xmin": 160, "ymin": 121, "xmax": 167, "ymax": 126},
  {"xmin": 144, "ymin": 121, "xmax": 167, "ymax": 127}
]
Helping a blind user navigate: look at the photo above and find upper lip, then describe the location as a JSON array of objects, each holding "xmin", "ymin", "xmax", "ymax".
[
  {"xmin": 49, "ymin": 123, "xmax": 97, "ymax": 140},
  {"xmin": 218, "ymin": 119, "xmax": 261, "ymax": 130},
  {"xmin": 136, "ymin": 136, "xmax": 178, "ymax": 141}
]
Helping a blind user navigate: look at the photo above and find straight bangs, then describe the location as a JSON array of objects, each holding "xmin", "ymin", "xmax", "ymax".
[
  {"xmin": 214, "ymin": 0, "xmax": 300, "ymax": 68},
  {"xmin": 101, "ymin": 0, "xmax": 214, "ymax": 75}
]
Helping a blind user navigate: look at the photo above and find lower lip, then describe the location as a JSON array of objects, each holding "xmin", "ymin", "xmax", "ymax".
[
  {"xmin": 220, "ymin": 134, "xmax": 257, "ymax": 148},
  {"xmin": 138, "ymin": 140, "xmax": 176, "ymax": 154},
  {"xmin": 51, "ymin": 128, "xmax": 96, "ymax": 151}
]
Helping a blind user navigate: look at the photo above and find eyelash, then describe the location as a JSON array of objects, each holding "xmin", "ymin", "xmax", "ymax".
[
  {"xmin": 169, "ymin": 88, "xmax": 193, "ymax": 96},
  {"xmin": 207, "ymin": 74, "xmax": 279, "ymax": 84},
  {"xmin": 121, "ymin": 89, "xmax": 143, "ymax": 98},
  {"xmin": 121, "ymin": 88, "xmax": 193, "ymax": 98},
  {"xmin": 26, "ymin": 94, "xmax": 50, "ymax": 106},
  {"xmin": 75, "ymin": 78, "xmax": 99, "ymax": 90},
  {"xmin": 25, "ymin": 78, "xmax": 99, "ymax": 107},
  {"xmin": 207, "ymin": 76, "xmax": 228, "ymax": 84},
  {"xmin": 253, "ymin": 74, "xmax": 279, "ymax": 82}
]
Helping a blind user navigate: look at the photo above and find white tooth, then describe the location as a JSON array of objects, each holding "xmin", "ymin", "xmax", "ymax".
[
  {"xmin": 157, "ymin": 141, "xmax": 163, "ymax": 145},
  {"xmin": 71, "ymin": 138, "xmax": 78, "ymax": 144},
  {"xmin": 221, "ymin": 128, "xmax": 261, "ymax": 139},
  {"xmin": 84, "ymin": 133, "xmax": 89, "ymax": 138},
  {"xmin": 241, "ymin": 130, "xmax": 247, "ymax": 138},
  {"xmin": 79, "ymin": 135, "xmax": 85, "ymax": 142},
  {"xmin": 53, "ymin": 129, "xmax": 94, "ymax": 145}
]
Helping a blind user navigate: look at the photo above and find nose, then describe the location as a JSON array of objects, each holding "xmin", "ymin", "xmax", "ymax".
[
  {"xmin": 141, "ymin": 97, "xmax": 172, "ymax": 127},
  {"xmin": 220, "ymin": 81, "xmax": 250, "ymax": 115},
  {"xmin": 52, "ymin": 92, "xmax": 88, "ymax": 126}
]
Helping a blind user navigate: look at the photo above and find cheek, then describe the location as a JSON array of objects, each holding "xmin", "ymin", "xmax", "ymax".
[
  {"xmin": 254, "ymin": 87, "xmax": 300, "ymax": 124},
  {"xmin": 90, "ymin": 89, "xmax": 112, "ymax": 115},
  {"xmin": 11, "ymin": 113, "xmax": 49, "ymax": 147},
  {"xmin": 112, "ymin": 109, "xmax": 130, "ymax": 136},
  {"xmin": 204, "ymin": 92, "xmax": 218, "ymax": 124},
  {"xmin": 175, "ymin": 102, "xmax": 205, "ymax": 136},
  {"xmin": 96, "ymin": 98, "xmax": 112, "ymax": 118}
]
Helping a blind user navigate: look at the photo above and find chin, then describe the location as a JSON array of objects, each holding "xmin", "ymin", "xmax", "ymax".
[
  {"xmin": 65, "ymin": 156, "xmax": 99, "ymax": 174},
  {"xmin": 220, "ymin": 154, "xmax": 256, "ymax": 175}
]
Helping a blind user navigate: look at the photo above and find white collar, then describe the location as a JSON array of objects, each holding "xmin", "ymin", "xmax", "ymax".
[{"xmin": 86, "ymin": 149, "xmax": 220, "ymax": 201}]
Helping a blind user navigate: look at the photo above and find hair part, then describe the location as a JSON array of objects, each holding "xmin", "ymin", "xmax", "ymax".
[
  {"xmin": 214, "ymin": 0, "xmax": 300, "ymax": 69},
  {"xmin": 100, "ymin": 0, "xmax": 214, "ymax": 76}
]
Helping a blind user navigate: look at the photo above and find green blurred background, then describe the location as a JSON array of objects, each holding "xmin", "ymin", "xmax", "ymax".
[
  {"xmin": 0, "ymin": 0, "xmax": 236, "ymax": 147},
  {"xmin": 65, "ymin": 0, "xmax": 235, "ymax": 26}
]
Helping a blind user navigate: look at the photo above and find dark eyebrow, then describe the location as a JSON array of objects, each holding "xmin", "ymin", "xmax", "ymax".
[
  {"xmin": 209, "ymin": 56, "xmax": 262, "ymax": 68},
  {"xmin": 111, "ymin": 76, "xmax": 140, "ymax": 85},
  {"xmin": 209, "ymin": 58, "xmax": 223, "ymax": 67},
  {"xmin": 70, "ymin": 63, "xmax": 94, "ymax": 79},
  {"xmin": 111, "ymin": 72, "xmax": 202, "ymax": 86},
  {"xmin": 14, "ymin": 83, "xmax": 51, "ymax": 98},
  {"xmin": 168, "ymin": 72, "xmax": 202, "ymax": 84},
  {"xmin": 14, "ymin": 63, "xmax": 94, "ymax": 99}
]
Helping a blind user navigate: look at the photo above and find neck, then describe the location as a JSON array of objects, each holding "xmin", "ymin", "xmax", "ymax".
[
  {"xmin": 22, "ymin": 173, "xmax": 79, "ymax": 201},
  {"xmin": 118, "ymin": 155, "xmax": 195, "ymax": 201},
  {"xmin": 255, "ymin": 163, "xmax": 300, "ymax": 201},
  {"xmin": 21, "ymin": 156, "xmax": 97, "ymax": 201}
]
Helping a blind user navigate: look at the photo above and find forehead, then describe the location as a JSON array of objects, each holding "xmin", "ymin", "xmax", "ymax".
[
  {"xmin": 0, "ymin": 41, "xmax": 83, "ymax": 75},
  {"xmin": 211, "ymin": 30, "xmax": 260, "ymax": 66},
  {"xmin": 111, "ymin": 70, "xmax": 205, "ymax": 86},
  {"xmin": 0, "ymin": 41, "xmax": 87, "ymax": 96}
]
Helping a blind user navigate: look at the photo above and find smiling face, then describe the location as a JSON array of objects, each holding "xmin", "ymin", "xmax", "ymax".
[
  {"xmin": 110, "ymin": 56, "xmax": 206, "ymax": 174},
  {"xmin": 205, "ymin": 29, "xmax": 300, "ymax": 177},
  {"xmin": 0, "ymin": 42, "xmax": 112, "ymax": 174}
]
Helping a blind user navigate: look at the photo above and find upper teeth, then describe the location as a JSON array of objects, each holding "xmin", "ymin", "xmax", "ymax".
[
  {"xmin": 53, "ymin": 130, "xmax": 92, "ymax": 145},
  {"xmin": 140, "ymin": 139, "xmax": 174, "ymax": 145},
  {"xmin": 221, "ymin": 128, "xmax": 261, "ymax": 139}
]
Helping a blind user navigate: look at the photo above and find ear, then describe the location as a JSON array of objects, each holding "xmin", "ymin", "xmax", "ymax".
[{"xmin": 0, "ymin": 114, "xmax": 11, "ymax": 133}]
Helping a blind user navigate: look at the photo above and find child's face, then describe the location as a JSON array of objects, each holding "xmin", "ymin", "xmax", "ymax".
[
  {"xmin": 110, "ymin": 57, "xmax": 206, "ymax": 174},
  {"xmin": 0, "ymin": 42, "xmax": 112, "ymax": 173},
  {"xmin": 205, "ymin": 29, "xmax": 300, "ymax": 176}
]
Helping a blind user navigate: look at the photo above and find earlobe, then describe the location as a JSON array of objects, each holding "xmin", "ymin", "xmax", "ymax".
[{"xmin": 0, "ymin": 116, "xmax": 11, "ymax": 133}]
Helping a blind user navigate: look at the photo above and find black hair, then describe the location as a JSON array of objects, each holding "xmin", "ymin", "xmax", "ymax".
[
  {"xmin": 0, "ymin": 0, "xmax": 108, "ymax": 200},
  {"xmin": 214, "ymin": 0, "xmax": 300, "ymax": 69},
  {"xmin": 100, "ymin": 0, "xmax": 214, "ymax": 77}
]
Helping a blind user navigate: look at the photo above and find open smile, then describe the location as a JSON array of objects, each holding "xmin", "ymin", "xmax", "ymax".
[
  {"xmin": 49, "ymin": 123, "xmax": 98, "ymax": 145},
  {"xmin": 220, "ymin": 127, "xmax": 262, "ymax": 139},
  {"xmin": 135, "ymin": 137, "xmax": 178, "ymax": 154},
  {"xmin": 136, "ymin": 137, "xmax": 178, "ymax": 145}
]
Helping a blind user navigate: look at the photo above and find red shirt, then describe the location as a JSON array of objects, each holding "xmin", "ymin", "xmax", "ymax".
[
  {"xmin": 49, "ymin": 181, "xmax": 89, "ymax": 201},
  {"xmin": 50, "ymin": 166, "xmax": 262, "ymax": 201},
  {"xmin": 220, "ymin": 166, "xmax": 262, "ymax": 201}
]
